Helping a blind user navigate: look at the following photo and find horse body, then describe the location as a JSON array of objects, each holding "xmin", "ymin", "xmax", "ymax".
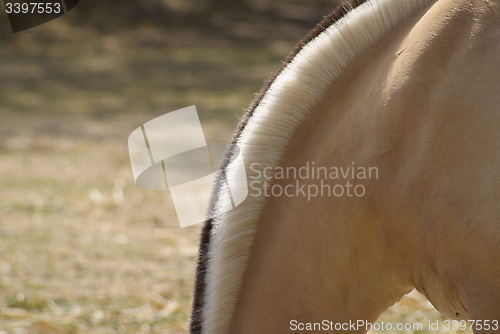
[{"xmin": 192, "ymin": 0, "xmax": 500, "ymax": 333}]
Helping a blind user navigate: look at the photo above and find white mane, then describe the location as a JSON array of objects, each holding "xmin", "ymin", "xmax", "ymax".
[{"xmin": 203, "ymin": 0, "xmax": 434, "ymax": 332}]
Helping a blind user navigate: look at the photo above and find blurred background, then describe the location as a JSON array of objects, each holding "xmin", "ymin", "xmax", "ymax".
[{"xmin": 0, "ymin": 1, "xmax": 471, "ymax": 333}]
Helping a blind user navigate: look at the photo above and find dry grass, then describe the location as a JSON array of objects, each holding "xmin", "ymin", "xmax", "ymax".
[{"xmin": 0, "ymin": 117, "xmax": 202, "ymax": 333}]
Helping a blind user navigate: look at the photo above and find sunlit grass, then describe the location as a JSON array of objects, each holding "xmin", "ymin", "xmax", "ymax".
[{"xmin": 0, "ymin": 136, "xmax": 202, "ymax": 333}]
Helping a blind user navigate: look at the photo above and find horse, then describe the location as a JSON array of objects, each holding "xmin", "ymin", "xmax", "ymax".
[{"xmin": 191, "ymin": 0, "xmax": 500, "ymax": 332}]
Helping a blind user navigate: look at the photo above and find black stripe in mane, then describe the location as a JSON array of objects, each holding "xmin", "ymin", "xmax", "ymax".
[{"xmin": 190, "ymin": 1, "xmax": 367, "ymax": 332}]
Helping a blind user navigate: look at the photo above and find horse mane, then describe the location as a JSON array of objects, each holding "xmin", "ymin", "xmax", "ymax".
[{"xmin": 191, "ymin": 0, "xmax": 433, "ymax": 332}]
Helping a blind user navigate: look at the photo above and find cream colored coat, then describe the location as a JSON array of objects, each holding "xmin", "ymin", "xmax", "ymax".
[{"xmin": 192, "ymin": 0, "xmax": 500, "ymax": 333}]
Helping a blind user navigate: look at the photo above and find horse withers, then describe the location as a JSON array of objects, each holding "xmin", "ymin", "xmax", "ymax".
[{"xmin": 192, "ymin": 0, "xmax": 500, "ymax": 333}]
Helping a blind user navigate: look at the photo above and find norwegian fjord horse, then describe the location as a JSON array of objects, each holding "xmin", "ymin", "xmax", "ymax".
[{"xmin": 192, "ymin": 0, "xmax": 500, "ymax": 332}]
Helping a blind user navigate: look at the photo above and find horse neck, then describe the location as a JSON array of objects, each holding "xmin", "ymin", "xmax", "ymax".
[
  {"xmin": 228, "ymin": 1, "xmax": 500, "ymax": 331},
  {"xmin": 227, "ymin": 7, "xmax": 435, "ymax": 333},
  {"xmin": 203, "ymin": 0, "xmax": 500, "ymax": 332}
]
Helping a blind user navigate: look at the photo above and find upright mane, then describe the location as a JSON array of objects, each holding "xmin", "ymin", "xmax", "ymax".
[{"xmin": 191, "ymin": 0, "xmax": 434, "ymax": 332}]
